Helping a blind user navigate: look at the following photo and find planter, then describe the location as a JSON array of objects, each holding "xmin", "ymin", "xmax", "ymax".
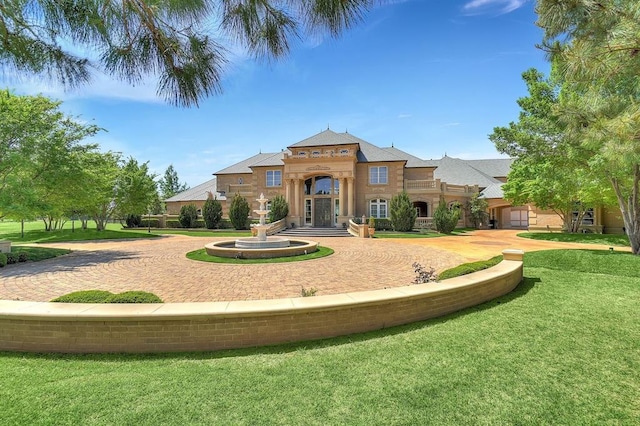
[
  {"xmin": 368, "ymin": 228, "xmax": 375, "ymax": 238},
  {"xmin": 0, "ymin": 240, "xmax": 11, "ymax": 253}
]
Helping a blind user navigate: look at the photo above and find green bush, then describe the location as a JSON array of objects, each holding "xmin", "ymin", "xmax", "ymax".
[
  {"xmin": 390, "ymin": 191, "xmax": 417, "ymax": 232},
  {"xmin": 434, "ymin": 201, "xmax": 461, "ymax": 234},
  {"xmin": 373, "ymin": 218, "xmax": 393, "ymax": 231},
  {"xmin": 179, "ymin": 204, "xmax": 199, "ymax": 228},
  {"xmin": 203, "ymin": 198, "xmax": 223, "ymax": 229},
  {"xmin": 229, "ymin": 193, "xmax": 251, "ymax": 230},
  {"xmin": 125, "ymin": 214, "xmax": 142, "ymax": 228},
  {"xmin": 5, "ymin": 252, "xmax": 18, "ymax": 264},
  {"xmin": 140, "ymin": 218, "xmax": 160, "ymax": 228},
  {"xmin": 105, "ymin": 291, "xmax": 163, "ymax": 303},
  {"xmin": 52, "ymin": 290, "xmax": 114, "ymax": 303},
  {"xmin": 17, "ymin": 252, "xmax": 29, "ymax": 262},
  {"xmin": 438, "ymin": 255, "xmax": 503, "ymax": 281},
  {"xmin": 166, "ymin": 219, "xmax": 182, "ymax": 228},
  {"xmin": 268, "ymin": 195, "xmax": 289, "ymax": 222},
  {"xmin": 0, "ymin": 253, "xmax": 6, "ymax": 267}
]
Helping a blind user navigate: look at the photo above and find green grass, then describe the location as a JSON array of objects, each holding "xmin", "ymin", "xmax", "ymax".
[
  {"xmin": 374, "ymin": 228, "xmax": 473, "ymax": 238},
  {"xmin": 186, "ymin": 245, "xmax": 334, "ymax": 263},
  {"xmin": 0, "ymin": 221, "xmax": 158, "ymax": 244},
  {"xmin": 518, "ymin": 231, "xmax": 630, "ymax": 246},
  {"xmin": 438, "ymin": 255, "xmax": 503, "ymax": 280},
  {"xmin": 133, "ymin": 229, "xmax": 251, "ymax": 237},
  {"xmin": 0, "ymin": 249, "xmax": 638, "ymax": 425}
]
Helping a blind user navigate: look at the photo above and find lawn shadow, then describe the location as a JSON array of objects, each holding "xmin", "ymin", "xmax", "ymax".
[{"xmin": 0, "ymin": 276, "xmax": 541, "ymax": 363}]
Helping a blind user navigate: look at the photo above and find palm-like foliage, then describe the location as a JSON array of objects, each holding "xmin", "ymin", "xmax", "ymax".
[{"xmin": 0, "ymin": 0, "xmax": 374, "ymax": 106}]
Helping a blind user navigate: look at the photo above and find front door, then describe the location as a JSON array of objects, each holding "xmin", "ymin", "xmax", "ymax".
[{"xmin": 313, "ymin": 198, "xmax": 332, "ymax": 227}]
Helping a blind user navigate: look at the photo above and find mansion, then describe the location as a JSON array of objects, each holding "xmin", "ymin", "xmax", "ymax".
[{"xmin": 166, "ymin": 129, "xmax": 625, "ymax": 233}]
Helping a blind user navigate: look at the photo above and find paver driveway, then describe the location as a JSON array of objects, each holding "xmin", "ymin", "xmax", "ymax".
[{"xmin": 0, "ymin": 230, "xmax": 626, "ymax": 303}]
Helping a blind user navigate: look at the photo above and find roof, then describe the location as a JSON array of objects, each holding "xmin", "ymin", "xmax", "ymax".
[
  {"xmin": 433, "ymin": 156, "xmax": 502, "ymax": 188},
  {"xmin": 479, "ymin": 182, "xmax": 505, "ymax": 199},
  {"xmin": 164, "ymin": 177, "xmax": 222, "ymax": 202},
  {"xmin": 215, "ymin": 152, "xmax": 282, "ymax": 174},
  {"xmin": 466, "ymin": 158, "xmax": 513, "ymax": 177},
  {"xmin": 288, "ymin": 129, "xmax": 360, "ymax": 148},
  {"xmin": 382, "ymin": 146, "xmax": 440, "ymax": 168}
]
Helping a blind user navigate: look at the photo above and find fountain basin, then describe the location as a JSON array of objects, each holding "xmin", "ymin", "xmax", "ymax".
[
  {"xmin": 235, "ymin": 236, "xmax": 291, "ymax": 249},
  {"xmin": 205, "ymin": 239, "xmax": 318, "ymax": 259}
]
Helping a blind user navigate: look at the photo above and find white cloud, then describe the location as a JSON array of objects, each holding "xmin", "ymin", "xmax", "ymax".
[
  {"xmin": 397, "ymin": 114, "xmax": 412, "ymax": 119},
  {"xmin": 443, "ymin": 122, "xmax": 461, "ymax": 127},
  {"xmin": 463, "ymin": 0, "xmax": 529, "ymax": 15}
]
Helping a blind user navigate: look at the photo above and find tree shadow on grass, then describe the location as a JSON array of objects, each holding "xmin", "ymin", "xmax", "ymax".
[{"xmin": 0, "ymin": 276, "xmax": 541, "ymax": 362}]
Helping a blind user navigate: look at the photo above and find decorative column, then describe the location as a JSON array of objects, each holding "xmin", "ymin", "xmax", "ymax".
[
  {"xmin": 293, "ymin": 179, "xmax": 301, "ymax": 226},
  {"xmin": 284, "ymin": 179, "xmax": 291, "ymax": 205},
  {"xmin": 347, "ymin": 177, "xmax": 355, "ymax": 217},
  {"xmin": 339, "ymin": 178, "xmax": 346, "ymax": 216}
]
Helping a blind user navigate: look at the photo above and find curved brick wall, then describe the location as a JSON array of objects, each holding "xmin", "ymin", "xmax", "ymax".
[{"xmin": 0, "ymin": 250, "xmax": 524, "ymax": 354}]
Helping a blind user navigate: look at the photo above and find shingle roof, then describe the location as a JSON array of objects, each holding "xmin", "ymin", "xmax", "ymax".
[
  {"xmin": 164, "ymin": 177, "xmax": 222, "ymax": 202},
  {"xmin": 479, "ymin": 182, "xmax": 505, "ymax": 199},
  {"xmin": 250, "ymin": 151, "xmax": 288, "ymax": 168},
  {"xmin": 215, "ymin": 152, "xmax": 281, "ymax": 174},
  {"xmin": 466, "ymin": 158, "xmax": 513, "ymax": 178},
  {"xmin": 382, "ymin": 146, "xmax": 440, "ymax": 168},
  {"xmin": 433, "ymin": 156, "xmax": 502, "ymax": 188},
  {"xmin": 288, "ymin": 129, "xmax": 359, "ymax": 147}
]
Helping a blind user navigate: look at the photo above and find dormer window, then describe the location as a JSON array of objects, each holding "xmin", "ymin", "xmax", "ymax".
[
  {"xmin": 298, "ymin": 151, "xmax": 307, "ymax": 157},
  {"xmin": 339, "ymin": 149, "xmax": 349, "ymax": 155},
  {"xmin": 311, "ymin": 150, "xmax": 321, "ymax": 157}
]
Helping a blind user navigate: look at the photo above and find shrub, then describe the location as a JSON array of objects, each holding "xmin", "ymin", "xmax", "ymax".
[
  {"xmin": 166, "ymin": 219, "xmax": 182, "ymax": 228},
  {"xmin": 412, "ymin": 262, "xmax": 438, "ymax": 283},
  {"xmin": 373, "ymin": 218, "xmax": 393, "ymax": 231},
  {"xmin": 125, "ymin": 214, "xmax": 142, "ymax": 228},
  {"xmin": 105, "ymin": 291, "xmax": 163, "ymax": 303},
  {"xmin": 268, "ymin": 195, "xmax": 289, "ymax": 222},
  {"xmin": 203, "ymin": 198, "xmax": 223, "ymax": 229},
  {"xmin": 179, "ymin": 204, "xmax": 198, "ymax": 228},
  {"xmin": 390, "ymin": 191, "xmax": 417, "ymax": 232},
  {"xmin": 5, "ymin": 253, "xmax": 18, "ymax": 264},
  {"xmin": 301, "ymin": 287, "xmax": 318, "ymax": 297},
  {"xmin": 434, "ymin": 200, "xmax": 461, "ymax": 234},
  {"xmin": 18, "ymin": 252, "xmax": 29, "ymax": 262},
  {"xmin": 229, "ymin": 193, "xmax": 251, "ymax": 230},
  {"xmin": 467, "ymin": 192, "xmax": 489, "ymax": 229},
  {"xmin": 368, "ymin": 216, "xmax": 376, "ymax": 228},
  {"xmin": 52, "ymin": 290, "xmax": 114, "ymax": 303},
  {"xmin": 438, "ymin": 255, "xmax": 503, "ymax": 281},
  {"xmin": 140, "ymin": 218, "xmax": 160, "ymax": 228},
  {"xmin": 0, "ymin": 253, "xmax": 6, "ymax": 267}
]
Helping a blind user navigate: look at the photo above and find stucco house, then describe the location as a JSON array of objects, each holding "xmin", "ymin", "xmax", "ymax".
[{"xmin": 165, "ymin": 129, "xmax": 625, "ymax": 233}]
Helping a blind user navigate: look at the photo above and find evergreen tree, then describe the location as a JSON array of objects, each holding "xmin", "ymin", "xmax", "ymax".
[
  {"xmin": 229, "ymin": 193, "xmax": 250, "ymax": 230},
  {"xmin": 433, "ymin": 200, "xmax": 460, "ymax": 234},
  {"xmin": 203, "ymin": 198, "xmax": 223, "ymax": 229},
  {"xmin": 159, "ymin": 165, "xmax": 188, "ymax": 199},
  {"xmin": 268, "ymin": 195, "xmax": 289, "ymax": 223},
  {"xmin": 390, "ymin": 191, "xmax": 416, "ymax": 232},
  {"xmin": 179, "ymin": 204, "xmax": 198, "ymax": 228}
]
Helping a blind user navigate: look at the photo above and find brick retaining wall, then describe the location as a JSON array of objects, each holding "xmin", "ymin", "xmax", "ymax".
[{"xmin": 0, "ymin": 250, "xmax": 524, "ymax": 353}]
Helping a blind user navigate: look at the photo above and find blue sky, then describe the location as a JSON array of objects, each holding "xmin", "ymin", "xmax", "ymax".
[{"xmin": 4, "ymin": 0, "xmax": 548, "ymax": 188}]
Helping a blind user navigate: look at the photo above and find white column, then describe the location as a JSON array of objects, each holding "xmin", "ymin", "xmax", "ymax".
[{"xmin": 339, "ymin": 178, "xmax": 346, "ymax": 216}]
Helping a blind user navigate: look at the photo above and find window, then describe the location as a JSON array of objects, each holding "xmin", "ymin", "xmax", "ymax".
[
  {"xmin": 369, "ymin": 199, "xmax": 388, "ymax": 218},
  {"xmin": 340, "ymin": 149, "xmax": 349, "ymax": 155},
  {"xmin": 298, "ymin": 151, "xmax": 307, "ymax": 157},
  {"xmin": 369, "ymin": 166, "xmax": 388, "ymax": 184},
  {"xmin": 266, "ymin": 170, "xmax": 281, "ymax": 187},
  {"xmin": 311, "ymin": 150, "xmax": 321, "ymax": 158}
]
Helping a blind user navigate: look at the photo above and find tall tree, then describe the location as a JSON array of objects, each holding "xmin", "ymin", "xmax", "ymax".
[
  {"xmin": 0, "ymin": 0, "xmax": 375, "ymax": 106},
  {"xmin": 537, "ymin": 0, "xmax": 640, "ymax": 253},
  {"xmin": 489, "ymin": 69, "xmax": 613, "ymax": 233},
  {"xmin": 114, "ymin": 157, "xmax": 159, "ymax": 218},
  {"xmin": 0, "ymin": 91, "xmax": 100, "ymax": 223},
  {"xmin": 159, "ymin": 165, "xmax": 189, "ymax": 199}
]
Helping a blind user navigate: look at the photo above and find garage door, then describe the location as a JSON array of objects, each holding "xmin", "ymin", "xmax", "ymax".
[{"xmin": 510, "ymin": 209, "xmax": 528, "ymax": 228}]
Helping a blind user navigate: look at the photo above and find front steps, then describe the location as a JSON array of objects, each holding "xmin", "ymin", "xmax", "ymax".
[{"xmin": 277, "ymin": 226, "xmax": 352, "ymax": 238}]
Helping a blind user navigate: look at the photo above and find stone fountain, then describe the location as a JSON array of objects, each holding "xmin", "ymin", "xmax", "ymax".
[
  {"xmin": 204, "ymin": 194, "xmax": 318, "ymax": 259},
  {"xmin": 235, "ymin": 193, "xmax": 290, "ymax": 249}
]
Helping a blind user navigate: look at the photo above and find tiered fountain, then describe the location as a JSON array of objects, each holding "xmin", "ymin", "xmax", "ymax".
[{"xmin": 204, "ymin": 194, "xmax": 318, "ymax": 259}]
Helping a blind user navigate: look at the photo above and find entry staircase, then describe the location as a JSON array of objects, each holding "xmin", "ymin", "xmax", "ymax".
[{"xmin": 276, "ymin": 226, "xmax": 352, "ymax": 238}]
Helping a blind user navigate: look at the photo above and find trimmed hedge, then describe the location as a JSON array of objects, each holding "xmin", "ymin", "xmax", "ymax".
[
  {"xmin": 140, "ymin": 218, "xmax": 160, "ymax": 228},
  {"xmin": 52, "ymin": 290, "xmax": 114, "ymax": 303},
  {"xmin": 52, "ymin": 290, "xmax": 163, "ymax": 303},
  {"xmin": 166, "ymin": 219, "xmax": 207, "ymax": 229},
  {"xmin": 0, "ymin": 253, "xmax": 6, "ymax": 267},
  {"xmin": 438, "ymin": 255, "xmax": 503, "ymax": 281},
  {"xmin": 372, "ymin": 218, "xmax": 393, "ymax": 231},
  {"xmin": 105, "ymin": 291, "xmax": 163, "ymax": 303},
  {"xmin": 0, "ymin": 252, "xmax": 30, "ymax": 266}
]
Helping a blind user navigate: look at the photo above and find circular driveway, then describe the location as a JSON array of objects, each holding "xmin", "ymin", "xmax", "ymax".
[{"xmin": 0, "ymin": 230, "xmax": 625, "ymax": 303}]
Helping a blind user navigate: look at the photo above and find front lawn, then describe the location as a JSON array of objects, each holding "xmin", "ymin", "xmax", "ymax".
[
  {"xmin": 517, "ymin": 231, "xmax": 630, "ymax": 247},
  {"xmin": 0, "ymin": 221, "xmax": 158, "ymax": 244},
  {"xmin": 374, "ymin": 228, "xmax": 472, "ymax": 238},
  {"xmin": 0, "ymin": 249, "xmax": 637, "ymax": 425}
]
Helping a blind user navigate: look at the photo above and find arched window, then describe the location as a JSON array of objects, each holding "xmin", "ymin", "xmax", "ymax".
[{"xmin": 369, "ymin": 199, "xmax": 388, "ymax": 218}]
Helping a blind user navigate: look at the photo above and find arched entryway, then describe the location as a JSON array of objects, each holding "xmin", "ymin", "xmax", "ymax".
[{"xmin": 303, "ymin": 175, "xmax": 340, "ymax": 227}]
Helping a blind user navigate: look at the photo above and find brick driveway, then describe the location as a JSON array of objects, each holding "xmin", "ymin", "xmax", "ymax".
[{"xmin": 0, "ymin": 230, "xmax": 623, "ymax": 303}]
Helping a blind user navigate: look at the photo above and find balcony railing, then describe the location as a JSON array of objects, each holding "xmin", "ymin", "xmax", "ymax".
[{"xmin": 405, "ymin": 180, "xmax": 478, "ymax": 194}]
